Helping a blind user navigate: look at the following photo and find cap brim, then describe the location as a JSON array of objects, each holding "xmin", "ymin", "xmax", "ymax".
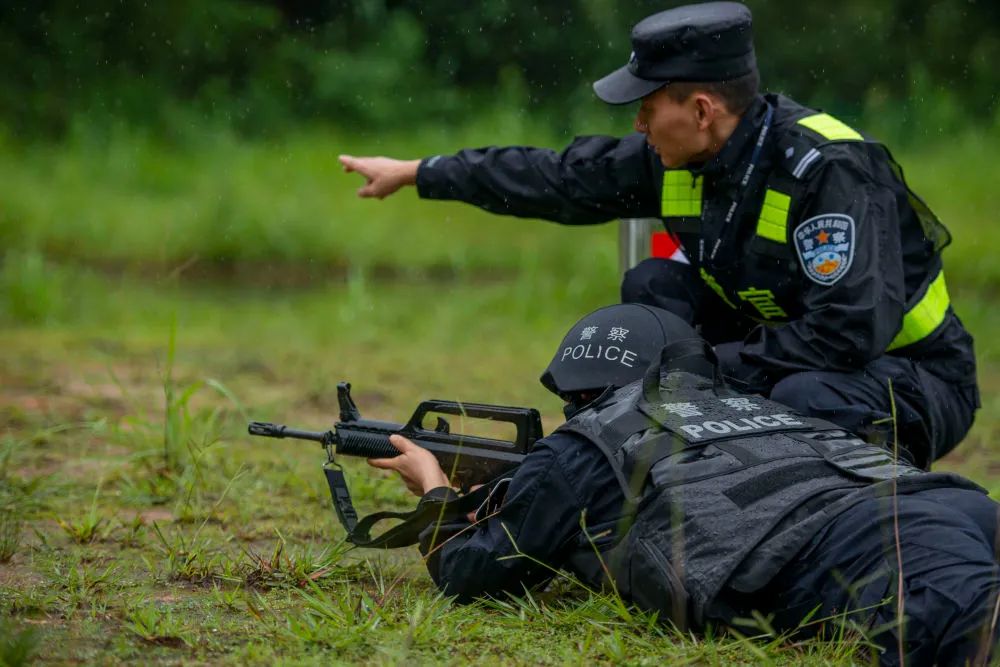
[{"xmin": 593, "ymin": 66, "xmax": 667, "ymax": 105}]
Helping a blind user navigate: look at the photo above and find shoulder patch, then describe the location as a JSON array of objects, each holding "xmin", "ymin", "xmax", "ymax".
[
  {"xmin": 791, "ymin": 148, "xmax": 823, "ymax": 179},
  {"xmin": 793, "ymin": 214, "xmax": 855, "ymax": 286},
  {"xmin": 775, "ymin": 132, "xmax": 826, "ymax": 181}
]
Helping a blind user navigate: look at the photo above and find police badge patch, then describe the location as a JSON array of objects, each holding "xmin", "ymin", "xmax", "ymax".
[{"xmin": 793, "ymin": 214, "xmax": 855, "ymax": 285}]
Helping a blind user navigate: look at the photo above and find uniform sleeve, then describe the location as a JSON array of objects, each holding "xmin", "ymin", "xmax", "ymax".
[
  {"xmin": 717, "ymin": 155, "xmax": 907, "ymax": 391},
  {"xmin": 415, "ymin": 133, "xmax": 662, "ymax": 224},
  {"xmin": 417, "ymin": 434, "xmax": 611, "ymax": 603}
]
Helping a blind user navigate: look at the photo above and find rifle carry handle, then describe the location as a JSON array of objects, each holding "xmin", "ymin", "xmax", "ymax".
[{"xmin": 403, "ymin": 399, "xmax": 544, "ymax": 454}]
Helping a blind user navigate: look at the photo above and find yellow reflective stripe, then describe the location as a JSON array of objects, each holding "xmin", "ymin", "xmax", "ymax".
[
  {"xmin": 661, "ymin": 170, "xmax": 703, "ymax": 217},
  {"xmin": 887, "ymin": 272, "xmax": 950, "ymax": 351},
  {"xmin": 699, "ymin": 268, "xmax": 736, "ymax": 309},
  {"xmin": 797, "ymin": 113, "xmax": 863, "ymax": 141},
  {"xmin": 756, "ymin": 189, "xmax": 791, "ymax": 243}
]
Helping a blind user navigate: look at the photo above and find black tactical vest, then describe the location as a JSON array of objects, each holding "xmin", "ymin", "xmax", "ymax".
[{"xmin": 557, "ymin": 358, "xmax": 982, "ymax": 630}]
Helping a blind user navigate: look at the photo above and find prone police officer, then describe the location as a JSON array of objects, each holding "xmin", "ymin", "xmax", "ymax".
[
  {"xmin": 371, "ymin": 303, "xmax": 999, "ymax": 667},
  {"xmin": 340, "ymin": 2, "xmax": 978, "ymax": 468}
]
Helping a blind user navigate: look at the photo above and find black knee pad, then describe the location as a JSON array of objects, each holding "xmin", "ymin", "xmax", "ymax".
[
  {"xmin": 769, "ymin": 373, "xmax": 832, "ymax": 414},
  {"xmin": 770, "ymin": 372, "xmax": 896, "ymax": 448},
  {"xmin": 620, "ymin": 259, "xmax": 699, "ymax": 322},
  {"xmin": 621, "ymin": 258, "xmax": 670, "ymax": 303}
]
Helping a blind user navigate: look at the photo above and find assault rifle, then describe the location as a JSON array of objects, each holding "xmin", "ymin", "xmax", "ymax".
[{"xmin": 248, "ymin": 382, "xmax": 544, "ymax": 547}]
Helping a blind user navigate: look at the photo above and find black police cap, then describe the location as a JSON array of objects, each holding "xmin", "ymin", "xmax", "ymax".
[
  {"xmin": 593, "ymin": 2, "xmax": 756, "ymax": 105},
  {"xmin": 540, "ymin": 304, "xmax": 698, "ymax": 396}
]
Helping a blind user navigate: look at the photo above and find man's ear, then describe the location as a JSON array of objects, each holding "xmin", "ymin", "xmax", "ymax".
[{"xmin": 692, "ymin": 93, "xmax": 717, "ymax": 131}]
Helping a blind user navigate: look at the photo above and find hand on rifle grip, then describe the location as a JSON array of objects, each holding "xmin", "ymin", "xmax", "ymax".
[{"xmin": 367, "ymin": 434, "xmax": 450, "ymax": 496}]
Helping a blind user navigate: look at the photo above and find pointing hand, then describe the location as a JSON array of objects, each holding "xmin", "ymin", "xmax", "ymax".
[{"xmin": 338, "ymin": 155, "xmax": 421, "ymax": 199}]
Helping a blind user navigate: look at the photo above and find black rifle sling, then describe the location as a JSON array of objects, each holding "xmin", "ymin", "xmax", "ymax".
[
  {"xmin": 323, "ymin": 464, "xmax": 359, "ymax": 533},
  {"xmin": 324, "ymin": 461, "xmax": 496, "ymax": 549},
  {"xmin": 348, "ymin": 484, "xmax": 494, "ymax": 549}
]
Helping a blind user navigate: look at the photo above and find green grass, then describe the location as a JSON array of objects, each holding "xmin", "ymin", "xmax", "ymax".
[
  {"xmin": 0, "ymin": 273, "xmax": 997, "ymax": 664},
  {"xmin": 1, "ymin": 122, "xmax": 999, "ymax": 663},
  {"xmin": 0, "ymin": 120, "xmax": 618, "ymax": 285}
]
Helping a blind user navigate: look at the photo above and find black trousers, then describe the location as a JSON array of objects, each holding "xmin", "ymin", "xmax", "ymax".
[
  {"xmin": 754, "ymin": 488, "xmax": 1000, "ymax": 666},
  {"xmin": 621, "ymin": 258, "xmax": 977, "ymax": 467}
]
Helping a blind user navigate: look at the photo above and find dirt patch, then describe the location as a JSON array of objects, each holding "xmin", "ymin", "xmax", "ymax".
[
  {"xmin": 20, "ymin": 618, "xmax": 55, "ymax": 626},
  {"xmin": 14, "ymin": 457, "xmax": 62, "ymax": 479},
  {"xmin": 1, "ymin": 392, "xmax": 86, "ymax": 425},
  {"xmin": 123, "ymin": 508, "xmax": 176, "ymax": 524},
  {"xmin": 0, "ymin": 562, "xmax": 44, "ymax": 588},
  {"xmin": 16, "ymin": 451, "xmax": 128, "ymax": 482}
]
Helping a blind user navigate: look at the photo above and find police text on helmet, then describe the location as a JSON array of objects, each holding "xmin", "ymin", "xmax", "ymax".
[{"xmin": 561, "ymin": 344, "xmax": 639, "ymax": 368}]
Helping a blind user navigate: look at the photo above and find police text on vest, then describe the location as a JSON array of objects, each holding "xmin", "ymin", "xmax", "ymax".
[{"xmin": 679, "ymin": 414, "xmax": 803, "ymax": 439}]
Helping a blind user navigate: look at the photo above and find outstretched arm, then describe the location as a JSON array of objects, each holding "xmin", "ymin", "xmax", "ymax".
[{"xmin": 342, "ymin": 133, "xmax": 663, "ymax": 225}]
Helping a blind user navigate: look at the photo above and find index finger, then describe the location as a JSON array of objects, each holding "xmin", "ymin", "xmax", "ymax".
[
  {"xmin": 367, "ymin": 456, "xmax": 399, "ymax": 470},
  {"xmin": 389, "ymin": 434, "xmax": 419, "ymax": 453},
  {"xmin": 367, "ymin": 434, "xmax": 413, "ymax": 468},
  {"xmin": 338, "ymin": 154, "xmax": 362, "ymax": 174}
]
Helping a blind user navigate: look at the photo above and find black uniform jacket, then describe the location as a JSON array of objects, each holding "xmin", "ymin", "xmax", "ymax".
[
  {"xmin": 417, "ymin": 417, "xmax": 977, "ymax": 609},
  {"xmin": 418, "ymin": 429, "xmax": 622, "ymax": 602},
  {"xmin": 416, "ymin": 94, "xmax": 976, "ymax": 395}
]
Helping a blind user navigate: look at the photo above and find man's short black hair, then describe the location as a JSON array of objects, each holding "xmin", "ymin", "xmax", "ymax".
[{"xmin": 663, "ymin": 70, "xmax": 760, "ymax": 115}]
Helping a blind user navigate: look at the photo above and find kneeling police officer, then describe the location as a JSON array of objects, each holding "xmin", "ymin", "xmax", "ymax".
[
  {"xmin": 342, "ymin": 2, "xmax": 978, "ymax": 468},
  {"xmin": 373, "ymin": 304, "xmax": 998, "ymax": 667}
]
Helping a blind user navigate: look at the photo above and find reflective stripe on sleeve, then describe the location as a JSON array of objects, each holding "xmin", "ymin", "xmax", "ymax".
[
  {"xmin": 887, "ymin": 271, "xmax": 950, "ymax": 351},
  {"xmin": 797, "ymin": 113, "xmax": 863, "ymax": 141},
  {"xmin": 661, "ymin": 170, "xmax": 703, "ymax": 217},
  {"xmin": 755, "ymin": 189, "xmax": 792, "ymax": 243}
]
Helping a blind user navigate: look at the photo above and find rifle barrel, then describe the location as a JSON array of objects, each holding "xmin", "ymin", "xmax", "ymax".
[{"xmin": 247, "ymin": 421, "xmax": 331, "ymax": 443}]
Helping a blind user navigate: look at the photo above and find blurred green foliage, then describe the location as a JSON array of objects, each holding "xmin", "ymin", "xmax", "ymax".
[
  {"xmin": 0, "ymin": 249, "xmax": 66, "ymax": 324},
  {"xmin": 2, "ymin": 1, "xmax": 998, "ymax": 140},
  {"xmin": 0, "ymin": 121, "xmax": 997, "ymax": 313}
]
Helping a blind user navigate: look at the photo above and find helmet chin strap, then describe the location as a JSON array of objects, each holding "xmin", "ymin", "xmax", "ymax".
[
  {"xmin": 563, "ymin": 385, "xmax": 616, "ymax": 419},
  {"xmin": 641, "ymin": 337, "xmax": 725, "ymax": 404}
]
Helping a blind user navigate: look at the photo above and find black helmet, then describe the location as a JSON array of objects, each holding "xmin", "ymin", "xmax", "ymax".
[{"xmin": 540, "ymin": 304, "xmax": 698, "ymax": 396}]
